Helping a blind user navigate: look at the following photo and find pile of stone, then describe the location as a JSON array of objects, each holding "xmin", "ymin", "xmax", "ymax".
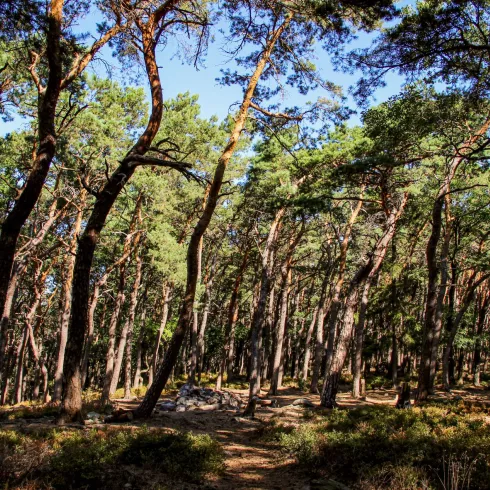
[{"xmin": 155, "ymin": 383, "xmax": 244, "ymax": 413}]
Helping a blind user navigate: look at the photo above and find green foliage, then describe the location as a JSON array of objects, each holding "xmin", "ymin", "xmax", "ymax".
[
  {"xmin": 275, "ymin": 405, "xmax": 490, "ymax": 489},
  {"xmin": 0, "ymin": 427, "xmax": 224, "ymax": 488}
]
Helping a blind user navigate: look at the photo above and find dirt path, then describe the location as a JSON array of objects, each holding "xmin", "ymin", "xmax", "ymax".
[
  {"xmin": 114, "ymin": 387, "xmax": 317, "ymax": 489},
  {"xmin": 3, "ymin": 385, "xmax": 490, "ymax": 489}
]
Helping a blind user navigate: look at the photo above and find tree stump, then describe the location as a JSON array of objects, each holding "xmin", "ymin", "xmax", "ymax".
[{"xmin": 395, "ymin": 382, "xmax": 411, "ymax": 409}]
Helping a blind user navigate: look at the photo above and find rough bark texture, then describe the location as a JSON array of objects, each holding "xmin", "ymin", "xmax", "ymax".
[
  {"xmin": 0, "ymin": 0, "xmax": 64, "ymax": 316},
  {"xmin": 417, "ymin": 117, "xmax": 490, "ymax": 400},
  {"xmin": 134, "ymin": 17, "xmax": 291, "ymax": 418},
  {"xmin": 60, "ymin": 16, "xmax": 168, "ymax": 422},
  {"xmin": 124, "ymin": 253, "xmax": 143, "ymax": 399},
  {"xmin": 53, "ymin": 190, "xmax": 85, "ymax": 402},
  {"xmin": 321, "ymin": 193, "xmax": 408, "ymax": 408}
]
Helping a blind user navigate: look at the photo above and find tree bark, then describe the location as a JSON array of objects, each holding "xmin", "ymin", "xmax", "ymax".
[
  {"xmin": 134, "ymin": 16, "xmax": 292, "ymax": 418},
  {"xmin": 53, "ymin": 190, "xmax": 86, "ymax": 402},
  {"xmin": 321, "ymin": 192, "xmax": 408, "ymax": 407},
  {"xmin": 60, "ymin": 8, "xmax": 179, "ymax": 421},
  {"xmin": 124, "ymin": 252, "xmax": 144, "ymax": 399},
  {"xmin": 417, "ymin": 117, "xmax": 490, "ymax": 400},
  {"xmin": 149, "ymin": 283, "xmax": 172, "ymax": 386}
]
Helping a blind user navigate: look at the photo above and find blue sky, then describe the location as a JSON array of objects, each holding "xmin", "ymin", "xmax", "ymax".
[{"xmin": 0, "ymin": 1, "xmax": 413, "ymax": 136}]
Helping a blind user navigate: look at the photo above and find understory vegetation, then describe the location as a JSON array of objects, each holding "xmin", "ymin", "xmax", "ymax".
[
  {"xmin": 269, "ymin": 404, "xmax": 490, "ymax": 489},
  {"xmin": 0, "ymin": 427, "xmax": 224, "ymax": 488},
  {"xmin": 2, "ymin": 0, "xmax": 490, "ymax": 487}
]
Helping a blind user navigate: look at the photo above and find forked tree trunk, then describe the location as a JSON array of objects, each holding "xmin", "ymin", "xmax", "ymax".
[
  {"xmin": 322, "ymin": 193, "xmax": 407, "ymax": 408},
  {"xmin": 418, "ymin": 117, "xmax": 490, "ymax": 401},
  {"xmin": 244, "ymin": 208, "xmax": 285, "ymax": 414},
  {"xmin": 323, "ymin": 194, "xmax": 364, "ymax": 379}
]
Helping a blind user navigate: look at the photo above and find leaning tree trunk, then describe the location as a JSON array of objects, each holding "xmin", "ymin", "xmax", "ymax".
[
  {"xmin": 134, "ymin": 17, "xmax": 292, "ymax": 419},
  {"xmin": 323, "ymin": 194, "xmax": 364, "ymax": 381},
  {"xmin": 59, "ymin": 16, "xmax": 174, "ymax": 421},
  {"xmin": 0, "ymin": 1, "xmax": 120, "ymax": 320},
  {"xmin": 418, "ymin": 117, "xmax": 490, "ymax": 401},
  {"xmin": 321, "ymin": 192, "xmax": 407, "ymax": 408},
  {"xmin": 0, "ymin": 0, "xmax": 63, "ymax": 317}
]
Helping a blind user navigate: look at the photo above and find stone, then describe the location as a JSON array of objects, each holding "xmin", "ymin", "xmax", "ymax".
[
  {"xmin": 292, "ymin": 398, "xmax": 315, "ymax": 408},
  {"xmin": 159, "ymin": 402, "xmax": 177, "ymax": 411},
  {"xmin": 196, "ymin": 403, "xmax": 220, "ymax": 411},
  {"xmin": 176, "ymin": 405, "xmax": 186, "ymax": 412},
  {"xmin": 87, "ymin": 411, "xmax": 101, "ymax": 420}
]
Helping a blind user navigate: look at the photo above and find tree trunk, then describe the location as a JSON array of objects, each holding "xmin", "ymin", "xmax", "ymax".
[
  {"xmin": 418, "ymin": 118, "xmax": 490, "ymax": 400},
  {"xmin": 322, "ymin": 192, "xmax": 407, "ymax": 407},
  {"xmin": 0, "ymin": 0, "xmax": 64, "ymax": 316},
  {"xmin": 53, "ymin": 190, "xmax": 85, "ymax": 402},
  {"xmin": 244, "ymin": 209, "xmax": 285, "ymax": 414},
  {"xmin": 60, "ymin": 16, "xmax": 172, "ymax": 422},
  {"xmin": 124, "ymin": 253, "xmax": 144, "ymax": 399},
  {"xmin": 134, "ymin": 17, "xmax": 292, "ymax": 418},
  {"xmin": 150, "ymin": 284, "xmax": 172, "ymax": 386},
  {"xmin": 270, "ymin": 267, "xmax": 292, "ymax": 395},
  {"xmin": 133, "ymin": 304, "xmax": 148, "ymax": 389},
  {"xmin": 302, "ymin": 306, "xmax": 319, "ymax": 382}
]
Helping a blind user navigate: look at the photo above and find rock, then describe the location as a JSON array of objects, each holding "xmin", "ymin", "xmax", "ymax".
[
  {"xmin": 176, "ymin": 405, "xmax": 186, "ymax": 412},
  {"xmin": 196, "ymin": 403, "xmax": 220, "ymax": 411},
  {"xmin": 87, "ymin": 411, "xmax": 101, "ymax": 420},
  {"xmin": 159, "ymin": 402, "xmax": 177, "ymax": 411},
  {"xmin": 178, "ymin": 383, "xmax": 194, "ymax": 397},
  {"xmin": 292, "ymin": 398, "xmax": 315, "ymax": 408}
]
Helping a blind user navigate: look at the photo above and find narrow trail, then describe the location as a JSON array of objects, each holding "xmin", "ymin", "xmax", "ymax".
[{"xmin": 3, "ymin": 386, "xmax": 490, "ymax": 489}]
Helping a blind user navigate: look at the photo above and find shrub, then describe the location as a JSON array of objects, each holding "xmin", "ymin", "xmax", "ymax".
[
  {"xmin": 276, "ymin": 405, "xmax": 490, "ymax": 489},
  {"xmin": 0, "ymin": 427, "xmax": 224, "ymax": 489}
]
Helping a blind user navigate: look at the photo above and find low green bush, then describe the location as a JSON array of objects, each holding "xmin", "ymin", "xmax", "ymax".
[
  {"xmin": 275, "ymin": 404, "xmax": 490, "ymax": 489},
  {"xmin": 0, "ymin": 427, "xmax": 225, "ymax": 489}
]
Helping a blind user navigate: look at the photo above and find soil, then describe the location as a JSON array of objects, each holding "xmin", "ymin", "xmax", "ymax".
[{"xmin": 2, "ymin": 384, "xmax": 490, "ymax": 489}]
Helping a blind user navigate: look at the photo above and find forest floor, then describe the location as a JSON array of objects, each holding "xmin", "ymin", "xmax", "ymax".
[{"xmin": 2, "ymin": 384, "xmax": 490, "ymax": 489}]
